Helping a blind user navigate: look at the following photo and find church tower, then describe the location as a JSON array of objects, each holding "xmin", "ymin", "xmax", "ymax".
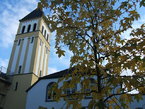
[
  {"xmin": 7, "ymin": 3, "xmax": 50, "ymax": 77},
  {"xmin": 4, "ymin": 3, "xmax": 51, "ymax": 109}
]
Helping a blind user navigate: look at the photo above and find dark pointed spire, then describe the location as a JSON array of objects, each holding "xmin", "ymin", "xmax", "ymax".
[{"xmin": 20, "ymin": 2, "xmax": 44, "ymax": 22}]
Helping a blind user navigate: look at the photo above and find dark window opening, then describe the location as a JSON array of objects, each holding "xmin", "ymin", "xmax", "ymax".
[
  {"xmin": 42, "ymin": 26, "xmax": 44, "ymax": 34},
  {"xmin": 40, "ymin": 70, "xmax": 42, "ymax": 77},
  {"xmin": 31, "ymin": 37, "xmax": 34, "ymax": 43},
  {"xmin": 33, "ymin": 23, "xmax": 37, "ymax": 31},
  {"xmin": 18, "ymin": 65, "xmax": 22, "ymax": 74},
  {"xmin": 81, "ymin": 107, "xmax": 87, "ymax": 109},
  {"xmin": 14, "ymin": 82, "xmax": 18, "ymax": 91},
  {"xmin": 46, "ymin": 82, "xmax": 56, "ymax": 101},
  {"xmin": 18, "ymin": 39, "xmax": 21, "ymax": 46},
  {"xmin": 44, "ymin": 30, "xmax": 46, "ymax": 37},
  {"xmin": 27, "ymin": 24, "xmax": 31, "ymax": 32},
  {"xmin": 21, "ymin": 26, "xmax": 25, "ymax": 33},
  {"xmin": 82, "ymin": 78, "xmax": 96, "ymax": 99},
  {"xmin": 64, "ymin": 81, "xmax": 77, "ymax": 100},
  {"xmin": 46, "ymin": 34, "xmax": 49, "ymax": 41}
]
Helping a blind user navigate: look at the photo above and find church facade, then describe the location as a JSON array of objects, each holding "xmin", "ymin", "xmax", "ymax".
[
  {"xmin": 25, "ymin": 69, "xmax": 145, "ymax": 109},
  {"xmin": 0, "ymin": 3, "xmax": 145, "ymax": 109}
]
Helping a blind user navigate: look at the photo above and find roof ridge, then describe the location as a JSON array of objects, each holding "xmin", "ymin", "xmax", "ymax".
[{"xmin": 20, "ymin": 8, "xmax": 44, "ymax": 22}]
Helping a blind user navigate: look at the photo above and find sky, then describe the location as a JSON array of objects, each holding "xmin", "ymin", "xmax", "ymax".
[{"xmin": 0, "ymin": 0, "xmax": 144, "ymax": 74}]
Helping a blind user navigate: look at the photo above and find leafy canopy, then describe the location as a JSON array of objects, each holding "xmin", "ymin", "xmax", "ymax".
[{"xmin": 40, "ymin": 0, "xmax": 145, "ymax": 108}]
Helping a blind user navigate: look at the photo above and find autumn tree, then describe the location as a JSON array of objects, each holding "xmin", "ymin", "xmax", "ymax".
[{"xmin": 40, "ymin": 0, "xmax": 145, "ymax": 108}]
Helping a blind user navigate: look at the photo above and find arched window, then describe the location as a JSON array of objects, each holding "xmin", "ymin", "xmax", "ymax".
[
  {"xmin": 21, "ymin": 26, "xmax": 25, "ymax": 33},
  {"xmin": 44, "ymin": 30, "xmax": 46, "ymax": 37},
  {"xmin": 27, "ymin": 24, "xmax": 31, "ymax": 32},
  {"xmin": 18, "ymin": 39, "xmax": 21, "ymax": 46},
  {"xmin": 33, "ymin": 23, "xmax": 37, "ymax": 31},
  {"xmin": 46, "ymin": 82, "xmax": 56, "ymax": 101},
  {"xmin": 46, "ymin": 34, "xmax": 49, "ymax": 41},
  {"xmin": 42, "ymin": 26, "xmax": 44, "ymax": 34}
]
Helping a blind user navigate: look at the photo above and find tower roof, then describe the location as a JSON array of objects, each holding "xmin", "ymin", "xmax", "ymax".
[{"xmin": 20, "ymin": 8, "xmax": 44, "ymax": 22}]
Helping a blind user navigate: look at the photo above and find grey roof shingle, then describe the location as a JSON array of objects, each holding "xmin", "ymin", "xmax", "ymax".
[{"xmin": 20, "ymin": 8, "xmax": 44, "ymax": 21}]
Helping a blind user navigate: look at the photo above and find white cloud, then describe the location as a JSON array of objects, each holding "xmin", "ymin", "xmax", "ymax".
[
  {"xmin": 0, "ymin": 0, "xmax": 37, "ymax": 48},
  {"xmin": 0, "ymin": 58, "xmax": 8, "ymax": 73},
  {"xmin": 24, "ymin": 0, "xmax": 37, "ymax": 4},
  {"xmin": 48, "ymin": 31, "xmax": 72, "ymax": 73},
  {"xmin": 48, "ymin": 67, "xmax": 58, "ymax": 74}
]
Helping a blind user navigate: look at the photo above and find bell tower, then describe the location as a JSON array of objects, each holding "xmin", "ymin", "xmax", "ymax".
[
  {"xmin": 4, "ymin": 3, "xmax": 51, "ymax": 109},
  {"xmin": 7, "ymin": 4, "xmax": 50, "ymax": 77}
]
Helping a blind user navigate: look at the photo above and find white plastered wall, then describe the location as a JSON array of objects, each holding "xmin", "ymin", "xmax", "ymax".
[
  {"xmin": 24, "ymin": 37, "xmax": 34, "ymax": 73},
  {"xmin": 26, "ymin": 78, "xmax": 145, "ymax": 109},
  {"xmin": 10, "ymin": 42, "xmax": 20, "ymax": 74}
]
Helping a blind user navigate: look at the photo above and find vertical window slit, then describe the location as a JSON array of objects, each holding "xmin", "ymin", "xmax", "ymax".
[
  {"xmin": 18, "ymin": 65, "xmax": 22, "ymax": 74},
  {"xmin": 21, "ymin": 26, "xmax": 25, "ymax": 33},
  {"xmin": 14, "ymin": 82, "xmax": 18, "ymax": 91},
  {"xmin": 27, "ymin": 24, "xmax": 31, "ymax": 32},
  {"xmin": 31, "ymin": 37, "xmax": 34, "ymax": 43},
  {"xmin": 42, "ymin": 26, "xmax": 44, "ymax": 34},
  {"xmin": 33, "ymin": 23, "xmax": 37, "ymax": 31},
  {"xmin": 18, "ymin": 39, "xmax": 21, "ymax": 46},
  {"xmin": 44, "ymin": 30, "xmax": 46, "ymax": 37}
]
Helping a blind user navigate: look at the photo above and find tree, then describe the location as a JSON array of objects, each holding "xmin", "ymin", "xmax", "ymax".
[{"xmin": 40, "ymin": 0, "xmax": 145, "ymax": 108}]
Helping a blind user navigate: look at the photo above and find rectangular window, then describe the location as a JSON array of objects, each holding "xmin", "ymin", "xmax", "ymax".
[
  {"xmin": 64, "ymin": 81, "xmax": 77, "ymax": 100},
  {"xmin": 65, "ymin": 87, "xmax": 76, "ymax": 95},
  {"xmin": 18, "ymin": 39, "xmax": 21, "ymax": 46},
  {"xmin": 14, "ymin": 82, "xmax": 18, "ymax": 91},
  {"xmin": 40, "ymin": 70, "xmax": 42, "ymax": 77},
  {"xmin": 18, "ymin": 66, "xmax": 22, "ymax": 74},
  {"xmin": 83, "ymin": 78, "xmax": 96, "ymax": 99},
  {"xmin": 31, "ymin": 37, "xmax": 34, "ymax": 43}
]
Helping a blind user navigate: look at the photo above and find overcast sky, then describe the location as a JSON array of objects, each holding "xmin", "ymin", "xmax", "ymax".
[{"xmin": 0, "ymin": 0, "xmax": 144, "ymax": 75}]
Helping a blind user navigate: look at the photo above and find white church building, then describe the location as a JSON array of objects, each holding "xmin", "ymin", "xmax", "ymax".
[{"xmin": 25, "ymin": 68, "xmax": 145, "ymax": 109}]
